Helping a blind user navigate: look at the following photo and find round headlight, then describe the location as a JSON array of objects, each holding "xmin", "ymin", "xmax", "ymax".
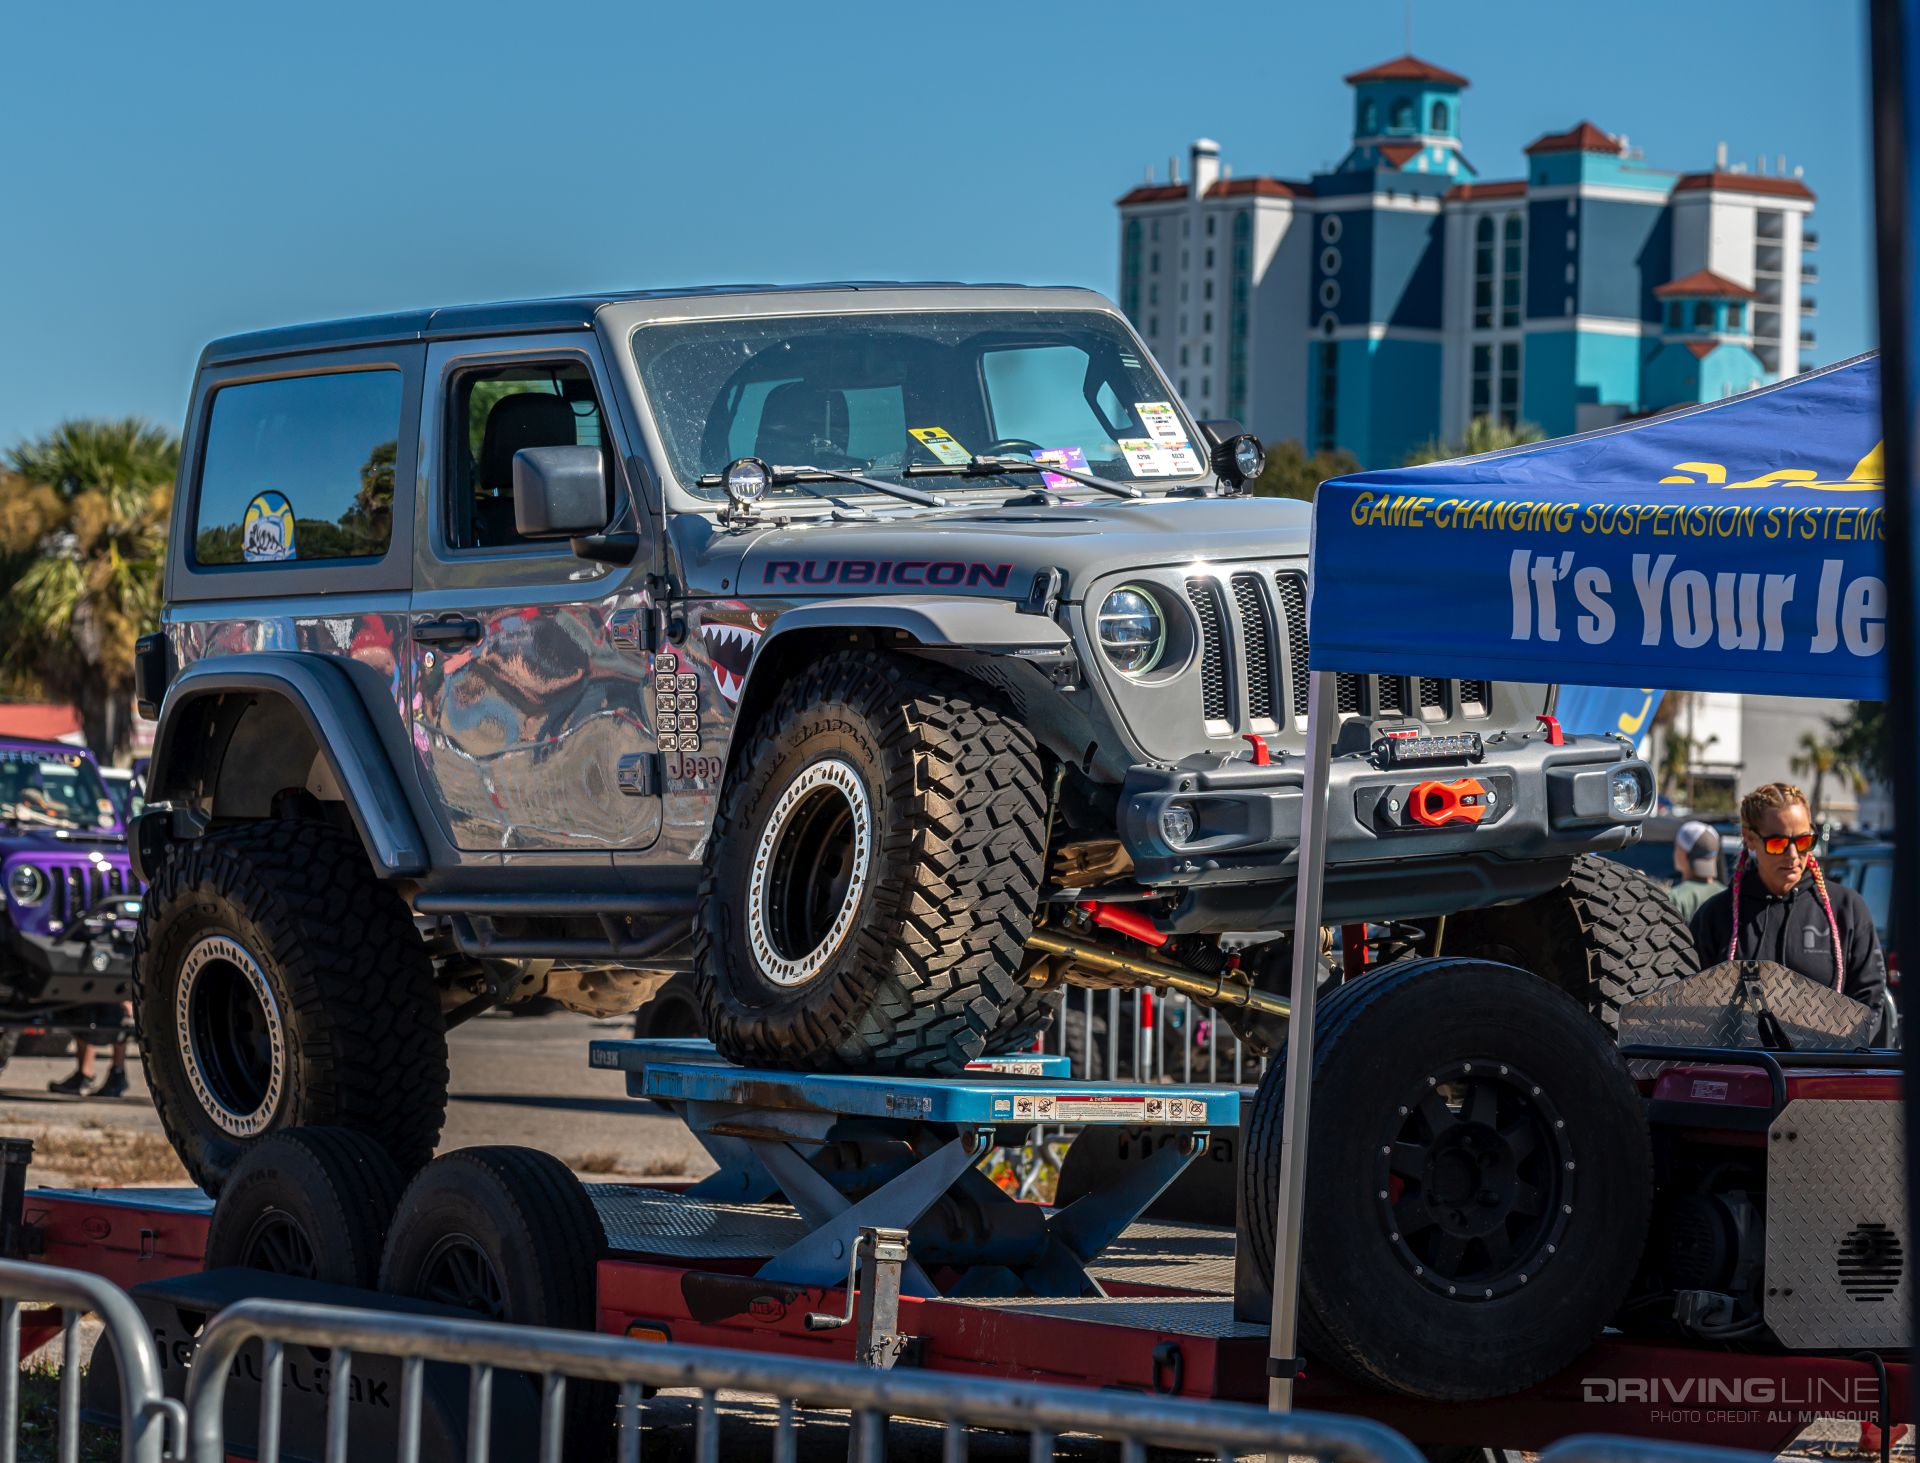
[
  {"xmin": 1097, "ymin": 586, "xmax": 1167, "ymax": 675},
  {"xmin": 723, "ymin": 456, "xmax": 771, "ymax": 505},
  {"xmin": 1608, "ymin": 765, "xmax": 1651, "ymax": 819},
  {"xmin": 8, "ymin": 865, "xmax": 46, "ymax": 906}
]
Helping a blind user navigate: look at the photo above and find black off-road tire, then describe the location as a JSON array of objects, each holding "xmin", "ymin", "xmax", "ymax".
[
  {"xmin": 631, "ymin": 972, "xmax": 703, "ymax": 1039},
  {"xmin": 694, "ymin": 650, "xmax": 1049, "ymax": 1073},
  {"xmin": 133, "ymin": 822, "xmax": 449, "ymax": 1196},
  {"xmin": 380, "ymin": 1147, "xmax": 612, "ymax": 1458},
  {"xmin": 1443, "ymin": 854, "xmax": 1698, "ymax": 1031},
  {"xmin": 204, "ymin": 1126, "xmax": 406, "ymax": 1287},
  {"xmin": 1243, "ymin": 957, "xmax": 1652, "ymax": 1400}
]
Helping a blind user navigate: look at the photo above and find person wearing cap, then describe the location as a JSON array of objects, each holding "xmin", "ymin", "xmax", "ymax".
[
  {"xmin": 1689, "ymin": 781, "xmax": 1888, "ymax": 1039},
  {"xmin": 1667, "ymin": 820, "xmax": 1726, "ymax": 921}
]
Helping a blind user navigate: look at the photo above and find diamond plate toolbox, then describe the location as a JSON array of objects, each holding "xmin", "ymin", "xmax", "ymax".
[{"xmin": 1764, "ymin": 1098, "xmax": 1909, "ymax": 1350}]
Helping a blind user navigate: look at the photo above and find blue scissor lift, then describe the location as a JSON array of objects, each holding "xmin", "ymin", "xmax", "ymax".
[{"xmin": 586, "ymin": 1036, "xmax": 1239, "ymax": 1309}]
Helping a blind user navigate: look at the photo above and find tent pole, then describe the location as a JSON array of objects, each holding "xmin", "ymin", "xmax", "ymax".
[{"xmin": 1267, "ymin": 667, "xmax": 1338, "ymax": 1411}]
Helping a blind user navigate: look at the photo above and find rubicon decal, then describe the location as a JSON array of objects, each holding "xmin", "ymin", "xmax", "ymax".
[{"xmin": 762, "ymin": 560, "xmax": 1014, "ymax": 589}]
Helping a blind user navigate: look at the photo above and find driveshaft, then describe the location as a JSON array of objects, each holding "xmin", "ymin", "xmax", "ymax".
[{"xmin": 1024, "ymin": 929, "xmax": 1292, "ymax": 1020}]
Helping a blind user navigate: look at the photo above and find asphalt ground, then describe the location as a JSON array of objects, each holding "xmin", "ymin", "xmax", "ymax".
[{"xmin": 0, "ymin": 1009, "xmax": 717, "ymax": 1187}]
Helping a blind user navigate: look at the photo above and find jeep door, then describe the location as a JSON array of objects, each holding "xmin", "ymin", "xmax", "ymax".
[{"xmin": 409, "ymin": 334, "xmax": 661, "ymax": 851}]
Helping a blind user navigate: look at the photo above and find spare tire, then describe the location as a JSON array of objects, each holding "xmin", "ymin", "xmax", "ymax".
[
  {"xmin": 1443, "ymin": 854, "xmax": 1698, "ymax": 1031},
  {"xmin": 204, "ymin": 1126, "xmax": 406, "ymax": 1288},
  {"xmin": 1243, "ymin": 957, "xmax": 1651, "ymax": 1400}
]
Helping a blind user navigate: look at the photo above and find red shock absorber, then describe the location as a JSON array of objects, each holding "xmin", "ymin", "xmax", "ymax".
[{"xmin": 1080, "ymin": 900, "xmax": 1168, "ymax": 948}]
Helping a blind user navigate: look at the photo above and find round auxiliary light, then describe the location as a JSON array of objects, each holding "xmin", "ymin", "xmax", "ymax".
[
  {"xmin": 8, "ymin": 865, "xmax": 46, "ymax": 906},
  {"xmin": 1097, "ymin": 585, "xmax": 1167, "ymax": 676},
  {"xmin": 1230, "ymin": 435, "xmax": 1265, "ymax": 483},
  {"xmin": 1608, "ymin": 765, "xmax": 1651, "ymax": 819},
  {"xmin": 723, "ymin": 457, "xmax": 771, "ymax": 507},
  {"xmin": 1161, "ymin": 802, "xmax": 1197, "ymax": 847}
]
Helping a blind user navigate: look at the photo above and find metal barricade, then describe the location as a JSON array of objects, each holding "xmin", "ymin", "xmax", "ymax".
[
  {"xmin": 184, "ymin": 1295, "xmax": 1427, "ymax": 1463},
  {"xmin": 0, "ymin": 1256, "xmax": 184, "ymax": 1463}
]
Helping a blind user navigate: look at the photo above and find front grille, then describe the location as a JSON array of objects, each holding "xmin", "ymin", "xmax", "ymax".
[
  {"xmin": 1229, "ymin": 574, "xmax": 1276, "ymax": 724},
  {"xmin": 1161, "ymin": 566, "xmax": 1497, "ymax": 741},
  {"xmin": 46, "ymin": 862, "xmax": 126, "ymax": 926},
  {"xmin": 1185, "ymin": 579, "xmax": 1230, "ymax": 723}
]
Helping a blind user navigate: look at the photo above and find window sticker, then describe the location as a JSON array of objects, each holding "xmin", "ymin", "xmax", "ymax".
[
  {"xmin": 1030, "ymin": 446, "xmax": 1088, "ymax": 491},
  {"xmin": 909, "ymin": 426, "xmax": 972, "ymax": 466},
  {"xmin": 1135, "ymin": 401, "xmax": 1187, "ymax": 448},
  {"xmin": 241, "ymin": 491, "xmax": 297, "ymax": 563},
  {"xmin": 1164, "ymin": 444, "xmax": 1203, "ymax": 475},
  {"xmin": 1118, "ymin": 439, "xmax": 1173, "ymax": 477}
]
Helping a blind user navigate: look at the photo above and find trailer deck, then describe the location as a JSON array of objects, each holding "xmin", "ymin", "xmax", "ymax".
[{"xmin": 21, "ymin": 1038, "xmax": 1914, "ymax": 1454}]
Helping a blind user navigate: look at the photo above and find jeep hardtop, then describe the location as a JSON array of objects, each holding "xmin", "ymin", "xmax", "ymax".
[{"xmin": 131, "ymin": 283, "xmax": 1686, "ymax": 1190}]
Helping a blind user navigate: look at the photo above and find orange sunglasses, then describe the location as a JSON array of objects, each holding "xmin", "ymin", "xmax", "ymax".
[{"xmin": 1758, "ymin": 832, "xmax": 1816, "ymax": 856}]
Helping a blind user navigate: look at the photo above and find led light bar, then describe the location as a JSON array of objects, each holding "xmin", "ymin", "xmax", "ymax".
[{"xmin": 1373, "ymin": 731, "xmax": 1485, "ymax": 767}]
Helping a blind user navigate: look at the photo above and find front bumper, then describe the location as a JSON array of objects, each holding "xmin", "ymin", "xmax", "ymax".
[
  {"xmin": 1118, "ymin": 733, "xmax": 1650, "ymax": 930},
  {"xmin": 2, "ymin": 896, "xmax": 140, "ymax": 1006}
]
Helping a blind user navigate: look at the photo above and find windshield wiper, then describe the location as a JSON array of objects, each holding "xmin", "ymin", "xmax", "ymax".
[
  {"xmin": 698, "ymin": 463, "xmax": 947, "ymax": 510},
  {"xmin": 904, "ymin": 456, "xmax": 1144, "ymax": 500}
]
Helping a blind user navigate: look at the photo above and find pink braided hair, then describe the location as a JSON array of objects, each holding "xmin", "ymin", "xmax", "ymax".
[{"xmin": 1726, "ymin": 848, "xmax": 1844, "ymax": 990}]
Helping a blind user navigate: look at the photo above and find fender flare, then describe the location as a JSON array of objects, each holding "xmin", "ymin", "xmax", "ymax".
[
  {"xmin": 145, "ymin": 653, "xmax": 429, "ymax": 878},
  {"xmin": 756, "ymin": 594, "xmax": 1072, "ymax": 654}
]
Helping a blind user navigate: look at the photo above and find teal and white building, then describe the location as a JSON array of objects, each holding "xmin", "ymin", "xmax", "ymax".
[{"xmin": 1117, "ymin": 54, "xmax": 1818, "ymax": 466}]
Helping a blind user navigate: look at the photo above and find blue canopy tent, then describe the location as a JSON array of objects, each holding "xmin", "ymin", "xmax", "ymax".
[{"xmin": 1266, "ymin": 352, "xmax": 1888, "ymax": 1408}]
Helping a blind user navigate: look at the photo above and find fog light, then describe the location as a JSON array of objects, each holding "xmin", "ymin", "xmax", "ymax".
[
  {"xmin": 1608, "ymin": 766, "xmax": 1651, "ymax": 818},
  {"xmin": 1161, "ymin": 802, "xmax": 1197, "ymax": 846},
  {"xmin": 89, "ymin": 946, "xmax": 112, "ymax": 973}
]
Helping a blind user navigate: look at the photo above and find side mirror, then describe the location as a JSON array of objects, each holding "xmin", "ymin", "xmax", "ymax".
[
  {"xmin": 1198, "ymin": 419, "xmax": 1265, "ymax": 489},
  {"xmin": 512, "ymin": 446, "xmax": 610, "ymax": 538}
]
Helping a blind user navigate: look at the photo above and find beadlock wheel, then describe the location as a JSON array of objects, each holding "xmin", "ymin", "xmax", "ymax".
[
  {"xmin": 176, "ymin": 934, "xmax": 286, "ymax": 1139},
  {"xmin": 747, "ymin": 756, "xmax": 872, "ymax": 988}
]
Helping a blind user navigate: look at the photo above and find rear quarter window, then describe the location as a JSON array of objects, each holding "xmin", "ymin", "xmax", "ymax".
[{"xmin": 194, "ymin": 370, "xmax": 404, "ymax": 565}]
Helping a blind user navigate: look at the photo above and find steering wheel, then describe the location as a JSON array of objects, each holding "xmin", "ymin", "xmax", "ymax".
[{"xmin": 983, "ymin": 438, "xmax": 1046, "ymax": 459}]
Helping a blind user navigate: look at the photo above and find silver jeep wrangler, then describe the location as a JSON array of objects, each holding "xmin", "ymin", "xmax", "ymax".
[{"xmin": 131, "ymin": 283, "xmax": 1684, "ymax": 1191}]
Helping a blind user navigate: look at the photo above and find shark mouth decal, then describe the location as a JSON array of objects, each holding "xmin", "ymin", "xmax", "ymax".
[{"xmin": 700, "ymin": 620, "xmax": 763, "ymax": 704}]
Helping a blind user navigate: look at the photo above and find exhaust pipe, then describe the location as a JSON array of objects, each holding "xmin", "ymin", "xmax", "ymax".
[{"xmin": 1024, "ymin": 929, "xmax": 1290, "ymax": 1021}]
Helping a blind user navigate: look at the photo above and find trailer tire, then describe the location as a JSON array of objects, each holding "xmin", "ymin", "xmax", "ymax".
[
  {"xmin": 695, "ymin": 650, "xmax": 1047, "ymax": 1073},
  {"xmin": 133, "ymin": 822, "xmax": 448, "ymax": 1196},
  {"xmin": 380, "ymin": 1147, "xmax": 612, "ymax": 1457},
  {"xmin": 204, "ymin": 1127, "xmax": 406, "ymax": 1288},
  {"xmin": 1243, "ymin": 957, "xmax": 1652, "ymax": 1401},
  {"xmin": 1442, "ymin": 854, "xmax": 1698, "ymax": 1032}
]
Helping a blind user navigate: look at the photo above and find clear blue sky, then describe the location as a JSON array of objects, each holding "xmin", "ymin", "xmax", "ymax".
[{"xmin": 0, "ymin": 0, "xmax": 1873, "ymax": 450}]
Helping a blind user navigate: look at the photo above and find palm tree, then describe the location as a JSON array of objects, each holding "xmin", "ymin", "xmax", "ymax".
[
  {"xmin": 0, "ymin": 419, "xmax": 179, "ymax": 761},
  {"xmin": 1403, "ymin": 416, "xmax": 1547, "ymax": 467},
  {"xmin": 1791, "ymin": 729, "xmax": 1869, "ymax": 824}
]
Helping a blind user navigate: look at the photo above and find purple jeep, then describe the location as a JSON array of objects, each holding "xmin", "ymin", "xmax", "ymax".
[{"xmin": 0, "ymin": 738, "xmax": 141, "ymax": 1058}]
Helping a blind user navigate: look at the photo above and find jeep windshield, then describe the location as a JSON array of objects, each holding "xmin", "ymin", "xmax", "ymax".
[
  {"xmin": 0, "ymin": 748, "xmax": 119, "ymax": 833},
  {"xmin": 630, "ymin": 309, "xmax": 1210, "ymax": 503}
]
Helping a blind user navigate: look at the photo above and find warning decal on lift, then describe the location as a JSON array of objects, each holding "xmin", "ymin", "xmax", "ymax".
[{"xmin": 991, "ymin": 1092, "xmax": 1211, "ymax": 1124}]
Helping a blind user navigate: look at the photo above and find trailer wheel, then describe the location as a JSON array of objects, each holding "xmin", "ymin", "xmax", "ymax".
[
  {"xmin": 380, "ymin": 1147, "xmax": 612, "ymax": 1456},
  {"xmin": 1243, "ymin": 956, "xmax": 1651, "ymax": 1400},
  {"xmin": 1442, "ymin": 854, "xmax": 1697, "ymax": 1031},
  {"xmin": 695, "ymin": 650, "xmax": 1046, "ymax": 1073},
  {"xmin": 133, "ymin": 822, "xmax": 448, "ymax": 1196},
  {"xmin": 203, "ymin": 1127, "xmax": 405, "ymax": 1288}
]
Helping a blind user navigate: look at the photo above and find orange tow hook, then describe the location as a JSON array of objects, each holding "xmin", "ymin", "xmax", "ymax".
[{"xmin": 1407, "ymin": 778, "xmax": 1489, "ymax": 827}]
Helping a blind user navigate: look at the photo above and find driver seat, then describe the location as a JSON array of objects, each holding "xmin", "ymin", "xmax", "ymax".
[{"xmin": 755, "ymin": 381, "xmax": 849, "ymax": 465}]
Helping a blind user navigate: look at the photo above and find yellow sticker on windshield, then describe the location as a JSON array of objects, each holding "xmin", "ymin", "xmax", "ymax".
[{"xmin": 910, "ymin": 427, "xmax": 972, "ymax": 466}]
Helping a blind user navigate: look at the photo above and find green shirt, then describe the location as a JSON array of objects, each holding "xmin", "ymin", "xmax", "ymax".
[{"xmin": 1668, "ymin": 877, "xmax": 1726, "ymax": 922}]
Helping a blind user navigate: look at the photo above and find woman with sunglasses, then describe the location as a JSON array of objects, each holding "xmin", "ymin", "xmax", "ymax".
[{"xmin": 1688, "ymin": 781, "xmax": 1889, "ymax": 1041}]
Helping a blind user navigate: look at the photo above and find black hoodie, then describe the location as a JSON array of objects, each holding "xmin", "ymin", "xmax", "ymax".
[{"xmin": 1689, "ymin": 869, "xmax": 1888, "ymax": 1035}]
